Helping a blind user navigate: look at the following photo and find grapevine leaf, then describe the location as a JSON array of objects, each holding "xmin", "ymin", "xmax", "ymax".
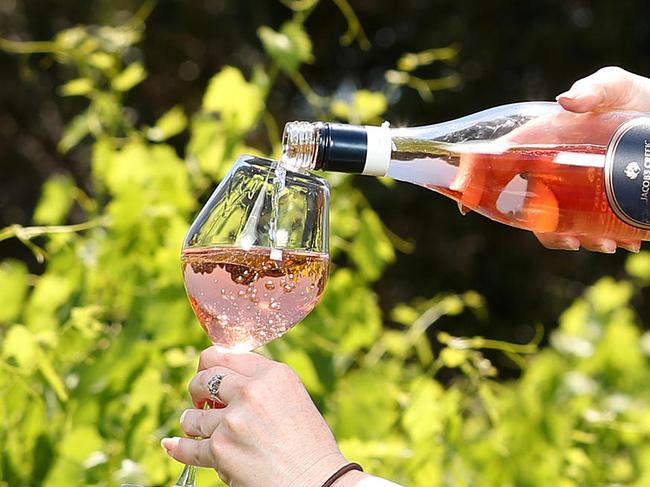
[
  {"xmin": 59, "ymin": 77, "xmax": 94, "ymax": 96},
  {"xmin": 0, "ymin": 260, "xmax": 29, "ymax": 323},
  {"xmin": 146, "ymin": 105, "xmax": 188, "ymax": 141},
  {"xmin": 2, "ymin": 325, "xmax": 38, "ymax": 371},
  {"xmin": 257, "ymin": 21, "xmax": 313, "ymax": 73},
  {"xmin": 202, "ymin": 66, "xmax": 263, "ymax": 133},
  {"xmin": 58, "ymin": 110, "xmax": 90, "ymax": 153},
  {"xmin": 349, "ymin": 208, "xmax": 395, "ymax": 281},
  {"xmin": 111, "ymin": 62, "xmax": 146, "ymax": 91},
  {"xmin": 330, "ymin": 366, "xmax": 399, "ymax": 439},
  {"xmin": 37, "ymin": 352, "xmax": 68, "ymax": 402},
  {"xmin": 626, "ymin": 251, "xmax": 650, "ymax": 282},
  {"xmin": 33, "ymin": 175, "xmax": 75, "ymax": 225},
  {"xmin": 281, "ymin": 349, "xmax": 324, "ymax": 395}
]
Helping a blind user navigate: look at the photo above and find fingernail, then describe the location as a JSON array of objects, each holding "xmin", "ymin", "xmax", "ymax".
[
  {"xmin": 556, "ymin": 90, "xmax": 577, "ymax": 101},
  {"xmin": 596, "ymin": 242, "xmax": 617, "ymax": 253},
  {"xmin": 180, "ymin": 410, "xmax": 188, "ymax": 425},
  {"xmin": 557, "ymin": 237, "xmax": 580, "ymax": 251},
  {"xmin": 620, "ymin": 242, "xmax": 641, "ymax": 253},
  {"xmin": 557, "ymin": 91, "xmax": 599, "ymax": 109},
  {"xmin": 161, "ymin": 437, "xmax": 180, "ymax": 452}
]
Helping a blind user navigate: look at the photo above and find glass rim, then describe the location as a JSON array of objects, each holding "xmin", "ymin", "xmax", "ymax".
[{"xmin": 235, "ymin": 154, "xmax": 330, "ymax": 189}]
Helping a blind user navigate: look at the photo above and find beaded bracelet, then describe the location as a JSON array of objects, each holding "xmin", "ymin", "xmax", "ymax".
[{"xmin": 321, "ymin": 462, "xmax": 364, "ymax": 487}]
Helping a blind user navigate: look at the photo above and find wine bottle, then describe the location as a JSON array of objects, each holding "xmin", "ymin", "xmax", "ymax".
[{"xmin": 280, "ymin": 102, "xmax": 650, "ymax": 242}]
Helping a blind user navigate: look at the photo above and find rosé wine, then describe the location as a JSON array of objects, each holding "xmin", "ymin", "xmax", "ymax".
[{"xmin": 182, "ymin": 246, "xmax": 328, "ymax": 351}]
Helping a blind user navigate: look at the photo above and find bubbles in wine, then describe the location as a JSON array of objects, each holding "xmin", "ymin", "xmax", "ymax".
[{"xmin": 182, "ymin": 246, "xmax": 329, "ymax": 350}]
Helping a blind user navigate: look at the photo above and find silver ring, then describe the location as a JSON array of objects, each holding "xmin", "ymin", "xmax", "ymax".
[{"xmin": 207, "ymin": 373, "xmax": 229, "ymax": 401}]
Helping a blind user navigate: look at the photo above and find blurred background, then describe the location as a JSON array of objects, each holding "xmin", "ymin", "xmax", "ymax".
[
  {"xmin": 3, "ymin": 1, "xmax": 650, "ymax": 486},
  {"xmin": 4, "ymin": 0, "xmax": 650, "ymax": 350}
]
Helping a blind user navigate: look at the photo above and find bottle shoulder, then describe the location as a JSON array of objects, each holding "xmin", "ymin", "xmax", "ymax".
[{"xmin": 390, "ymin": 101, "xmax": 562, "ymax": 138}]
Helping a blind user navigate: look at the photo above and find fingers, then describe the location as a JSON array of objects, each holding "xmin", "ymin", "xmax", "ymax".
[
  {"xmin": 534, "ymin": 233, "xmax": 580, "ymax": 251},
  {"xmin": 180, "ymin": 408, "xmax": 224, "ymax": 438},
  {"xmin": 618, "ymin": 239, "xmax": 641, "ymax": 253},
  {"xmin": 198, "ymin": 347, "xmax": 271, "ymax": 376},
  {"xmin": 578, "ymin": 237, "xmax": 617, "ymax": 253},
  {"xmin": 189, "ymin": 367, "xmax": 245, "ymax": 405},
  {"xmin": 161, "ymin": 437, "xmax": 215, "ymax": 468},
  {"xmin": 535, "ymin": 233, "xmax": 642, "ymax": 253},
  {"xmin": 534, "ymin": 233, "xmax": 616, "ymax": 253},
  {"xmin": 557, "ymin": 66, "xmax": 634, "ymax": 112},
  {"xmin": 557, "ymin": 66, "xmax": 650, "ymax": 113}
]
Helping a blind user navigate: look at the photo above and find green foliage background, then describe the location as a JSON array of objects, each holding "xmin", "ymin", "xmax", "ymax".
[{"xmin": 3, "ymin": 1, "xmax": 650, "ymax": 486}]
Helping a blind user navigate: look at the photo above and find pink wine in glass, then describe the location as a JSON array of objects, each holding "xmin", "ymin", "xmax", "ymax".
[{"xmin": 182, "ymin": 246, "xmax": 329, "ymax": 351}]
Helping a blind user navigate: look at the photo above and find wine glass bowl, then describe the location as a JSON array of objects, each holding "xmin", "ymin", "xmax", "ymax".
[{"xmin": 181, "ymin": 155, "xmax": 330, "ymax": 351}]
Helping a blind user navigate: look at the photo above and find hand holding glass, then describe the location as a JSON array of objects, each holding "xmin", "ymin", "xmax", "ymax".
[{"xmin": 173, "ymin": 155, "xmax": 329, "ymax": 485}]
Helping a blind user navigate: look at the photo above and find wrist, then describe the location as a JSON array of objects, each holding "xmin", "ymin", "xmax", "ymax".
[{"xmin": 287, "ymin": 451, "xmax": 348, "ymax": 487}]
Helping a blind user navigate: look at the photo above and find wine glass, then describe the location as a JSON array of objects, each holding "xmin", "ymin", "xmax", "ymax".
[{"xmin": 174, "ymin": 155, "xmax": 330, "ymax": 486}]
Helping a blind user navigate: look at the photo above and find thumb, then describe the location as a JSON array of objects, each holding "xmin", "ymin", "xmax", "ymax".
[{"xmin": 556, "ymin": 66, "xmax": 650, "ymax": 113}]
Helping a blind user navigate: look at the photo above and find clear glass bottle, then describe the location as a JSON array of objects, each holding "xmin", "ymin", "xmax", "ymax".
[{"xmin": 281, "ymin": 102, "xmax": 650, "ymax": 242}]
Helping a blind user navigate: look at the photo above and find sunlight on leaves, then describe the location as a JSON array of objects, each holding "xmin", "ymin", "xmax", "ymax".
[
  {"xmin": 59, "ymin": 77, "xmax": 94, "ymax": 96},
  {"xmin": 0, "ymin": 260, "xmax": 29, "ymax": 323},
  {"xmin": 258, "ymin": 21, "xmax": 314, "ymax": 73},
  {"xmin": 202, "ymin": 66, "xmax": 263, "ymax": 133},
  {"xmin": 147, "ymin": 105, "xmax": 188, "ymax": 142},
  {"xmin": 33, "ymin": 175, "xmax": 75, "ymax": 225},
  {"xmin": 111, "ymin": 62, "xmax": 146, "ymax": 91}
]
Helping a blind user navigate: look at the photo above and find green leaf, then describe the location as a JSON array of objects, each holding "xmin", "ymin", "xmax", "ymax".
[
  {"xmin": 257, "ymin": 21, "xmax": 313, "ymax": 73},
  {"xmin": 33, "ymin": 175, "xmax": 75, "ymax": 225},
  {"xmin": 338, "ymin": 437, "xmax": 411, "ymax": 472},
  {"xmin": 37, "ymin": 352, "xmax": 69, "ymax": 402},
  {"xmin": 331, "ymin": 90, "xmax": 387, "ymax": 124},
  {"xmin": 25, "ymin": 273, "xmax": 75, "ymax": 332},
  {"xmin": 187, "ymin": 117, "xmax": 227, "ymax": 177},
  {"xmin": 202, "ymin": 66, "xmax": 263, "ymax": 133},
  {"xmin": 59, "ymin": 78, "xmax": 94, "ymax": 96},
  {"xmin": 331, "ymin": 366, "xmax": 399, "ymax": 439},
  {"xmin": 402, "ymin": 377, "xmax": 444, "ymax": 442},
  {"xmin": 626, "ymin": 251, "xmax": 650, "ymax": 282},
  {"xmin": 349, "ymin": 208, "xmax": 395, "ymax": 281},
  {"xmin": 586, "ymin": 277, "xmax": 633, "ymax": 315},
  {"xmin": 125, "ymin": 367, "xmax": 164, "ymax": 420},
  {"xmin": 2, "ymin": 325, "xmax": 38, "ymax": 371},
  {"xmin": 309, "ymin": 269, "xmax": 382, "ymax": 353},
  {"xmin": 147, "ymin": 105, "xmax": 188, "ymax": 141},
  {"xmin": 58, "ymin": 110, "xmax": 90, "ymax": 153},
  {"xmin": 67, "ymin": 306, "xmax": 103, "ymax": 340},
  {"xmin": 111, "ymin": 62, "xmax": 146, "ymax": 91},
  {"xmin": 88, "ymin": 51, "xmax": 115, "ymax": 71},
  {"xmin": 329, "ymin": 190, "xmax": 360, "ymax": 240},
  {"xmin": 103, "ymin": 140, "xmax": 152, "ymax": 195},
  {"xmin": 381, "ymin": 330, "xmax": 410, "ymax": 358},
  {"xmin": 414, "ymin": 334, "xmax": 434, "ymax": 365},
  {"xmin": 390, "ymin": 303, "xmax": 419, "ymax": 326},
  {"xmin": 58, "ymin": 425, "xmax": 103, "ymax": 462},
  {"xmin": 439, "ymin": 347, "xmax": 468, "ymax": 368},
  {"xmin": 164, "ymin": 348, "xmax": 195, "ymax": 368},
  {"xmin": 281, "ymin": 349, "xmax": 324, "ymax": 394},
  {"xmin": 0, "ymin": 260, "xmax": 29, "ymax": 323},
  {"xmin": 91, "ymin": 137, "xmax": 114, "ymax": 186}
]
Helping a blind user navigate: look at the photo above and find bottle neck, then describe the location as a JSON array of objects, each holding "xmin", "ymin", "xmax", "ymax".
[{"xmin": 281, "ymin": 121, "xmax": 393, "ymax": 176}]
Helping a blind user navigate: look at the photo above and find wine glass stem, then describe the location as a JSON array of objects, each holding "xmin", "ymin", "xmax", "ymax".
[{"xmin": 174, "ymin": 464, "xmax": 196, "ymax": 487}]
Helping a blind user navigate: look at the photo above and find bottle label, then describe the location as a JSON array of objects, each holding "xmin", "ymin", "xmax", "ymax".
[{"xmin": 604, "ymin": 118, "xmax": 650, "ymax": 230}]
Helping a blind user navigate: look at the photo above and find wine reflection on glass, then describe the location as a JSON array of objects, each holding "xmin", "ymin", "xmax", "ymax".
[{"xmin": 173, "ymin": 155, "xmax": 330, "ymax": 486}]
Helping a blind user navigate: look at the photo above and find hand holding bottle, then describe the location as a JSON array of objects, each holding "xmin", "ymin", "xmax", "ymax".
[
  {"xmin": 538, "ymin": 66, "xmax": 650, "ymax": 252},
  {"xmin": 283, "ymin": 67, "xmax": 650, "ymax": 254}
]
